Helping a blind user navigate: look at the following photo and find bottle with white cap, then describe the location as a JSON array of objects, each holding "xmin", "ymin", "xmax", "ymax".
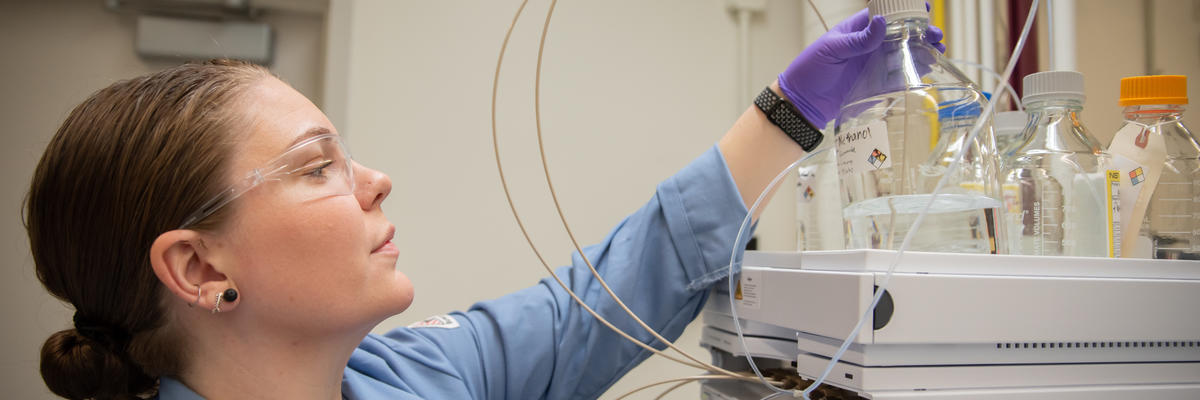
[
  {"xmin": 836, "ymin": 0, "xmax": 1005, "ymax": 254},
  {"xmin": 1002, "ymin": 70, "xmax": 1112, "ymax": 257}
]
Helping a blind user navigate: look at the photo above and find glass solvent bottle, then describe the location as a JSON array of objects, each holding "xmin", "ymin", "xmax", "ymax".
[
  {"xmin": 1003, "ymin": 71, "xmax": 1112, "ymax": 257},
  {"xmin": 835, "ymin": 0, "xmax": 1004, "ymax": 253},
  {"xmin": 1109, "ymin": 75, "xmax": 1200, "ymax": 259}
]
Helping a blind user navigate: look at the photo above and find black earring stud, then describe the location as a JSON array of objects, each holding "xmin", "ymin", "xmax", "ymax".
[{"xmin": 222, "ymin": 288, "xmax": 238, "ymax": 303}]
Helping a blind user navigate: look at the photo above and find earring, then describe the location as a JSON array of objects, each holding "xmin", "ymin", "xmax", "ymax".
[
  {"xmin": 222, "ymin": 288, "xmax": 238, "ymax": 303},
  {"xmin": 212, "ymin": 289, "xmax": 239, "ymax": 314},
  {"xmin": 188, "ymin": 287, "xmax": 202, "ymax": 308},
  {"xmin": 212, "ymin": 292, "xmax": 223, "ymax": 314}
]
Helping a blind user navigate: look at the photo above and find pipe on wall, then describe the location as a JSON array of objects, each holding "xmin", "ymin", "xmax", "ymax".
[
  {"xmin": 1049, "ymin": 0, "xmax": 1076, "ymax": 71},
  {"xmin": 980, "ymin": 0, "xmax": 997, "ymax": 93}
]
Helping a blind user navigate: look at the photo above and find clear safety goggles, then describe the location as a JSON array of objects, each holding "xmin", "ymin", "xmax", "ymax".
[{"xmin": 178, "ymin": 133, "xmax": 355, "ymax": 229}]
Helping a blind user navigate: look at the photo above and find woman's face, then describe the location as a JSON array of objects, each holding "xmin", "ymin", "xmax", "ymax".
[{"xmin": 211, "ymin": 77, "xmax": 410, "ymax": 336}]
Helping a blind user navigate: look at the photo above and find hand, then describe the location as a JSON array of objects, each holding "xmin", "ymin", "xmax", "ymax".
[{"xmin": 778, "ymin": 8, "xmax": 945, "ymax": 128}]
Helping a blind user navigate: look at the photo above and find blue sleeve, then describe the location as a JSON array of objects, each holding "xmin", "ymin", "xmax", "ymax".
[{"xmin": 343, "ymin": 145, "xmax": 752, "ymax": 400}]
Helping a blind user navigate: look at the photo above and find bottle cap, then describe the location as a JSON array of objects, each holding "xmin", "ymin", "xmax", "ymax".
[
  {"xmin": 994, "ymin": 111, "xmax": 1029, "ymax": 138},
  {"xmin": 1022, "ymin": 70, "xmax": 1085, "ymax": 106},
  {"xmin": 868, "ymin": 0, "xmax": 928, "ymax": 20},
  {"xmin": 1119, "ymin": 75, "xmax": 1188, "ymax": 106}
]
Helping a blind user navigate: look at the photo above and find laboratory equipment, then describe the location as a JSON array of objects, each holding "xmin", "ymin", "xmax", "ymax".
[
  {"xmin": 834, "ymin": 0, "xmax": 1004, "ymax": 254},
  {"xmin": 1002, "ymin": 71, "xmax": 1112, "ymax": 257},
  {"xmin": 702, "ymin": 250, "xmax": 1200, "ymax": 399},
  {"xmin": 1108, "ymin": 75, "xmax": 1200, "ymax": 260},
  {"xmin": 796, "ymin": 140, "xmax": 844, "ymax": 251},
  {"xmin": 994, "ymin": 110, "xmax": 1030, "ymax": 159}
]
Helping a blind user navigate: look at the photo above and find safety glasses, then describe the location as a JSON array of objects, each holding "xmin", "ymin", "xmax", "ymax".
[{"xmin": 178, "ymin": 133, "xmax": 355, "ymax": 229}]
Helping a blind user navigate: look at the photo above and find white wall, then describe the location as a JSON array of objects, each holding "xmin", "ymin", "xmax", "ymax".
[
  {"xmin": 1074, "ymin": 0, "xmax": 1200, "ymax": 143},
  {"xmin": 0, "ymin": 1, "xmax": 325, "ymax": 398}
]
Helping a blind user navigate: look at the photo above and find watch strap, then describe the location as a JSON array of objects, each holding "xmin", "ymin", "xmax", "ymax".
[{"xmin": 753, "ymin": 86, "xmax": 824, "ymax": 152}]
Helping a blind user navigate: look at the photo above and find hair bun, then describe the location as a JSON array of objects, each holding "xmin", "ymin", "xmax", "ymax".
[
  {"xmin": 72, "ymin": 312, "xmax": 129, "ymax": 345},
  {"xmin": 41, "ymin": 329, "xmax": 155, "ymax": 400}
]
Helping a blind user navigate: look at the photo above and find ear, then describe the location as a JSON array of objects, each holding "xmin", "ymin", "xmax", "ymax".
[{"xmin": 150, "ymin": 230, "xmax": 239, "ymax": 312}]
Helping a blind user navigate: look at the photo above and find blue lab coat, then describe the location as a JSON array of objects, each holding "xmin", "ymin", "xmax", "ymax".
[{"xmin": 158, "ymin": 145, "xmax": 750, "ymax": 399}]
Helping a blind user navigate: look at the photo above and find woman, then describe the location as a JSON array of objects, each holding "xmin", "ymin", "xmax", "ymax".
[{"xmin": 27, "ymin": 10, "xmax": 942, "ymax": 399}]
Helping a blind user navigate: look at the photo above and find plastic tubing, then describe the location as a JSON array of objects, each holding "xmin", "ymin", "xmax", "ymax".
[
  {"xmin": 726, "ymin": 148, "xmax": 829, "ymax": 397},
  {"xmin": 724, "ymin": 2, "xmax": 1042, "ymax": 398}
]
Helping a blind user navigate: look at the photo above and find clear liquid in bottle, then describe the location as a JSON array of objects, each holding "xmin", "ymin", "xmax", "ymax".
[{"xmin": 835, "ymin": 0, "xmax": 1004, "ymax": 253}]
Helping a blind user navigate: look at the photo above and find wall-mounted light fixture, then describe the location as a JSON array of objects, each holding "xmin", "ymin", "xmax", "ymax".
[{"xmin": 107, "ymin": 0, "xmax": 274, "ymax": 64}]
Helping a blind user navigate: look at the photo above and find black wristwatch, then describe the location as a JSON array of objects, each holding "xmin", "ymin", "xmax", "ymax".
[{"xmin": 753, "ymin": 86, "xmax": 824, "ymax": 152}]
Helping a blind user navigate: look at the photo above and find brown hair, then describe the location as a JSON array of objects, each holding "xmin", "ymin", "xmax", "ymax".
[{"xmin": 25, "ymin": 59, "xmax": 270, "ymax": 399}]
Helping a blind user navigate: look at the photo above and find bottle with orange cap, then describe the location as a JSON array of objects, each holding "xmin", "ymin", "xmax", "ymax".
[{"xmin": 1108, "ymin": 75, "xmax": 1199, "ymax": 260}]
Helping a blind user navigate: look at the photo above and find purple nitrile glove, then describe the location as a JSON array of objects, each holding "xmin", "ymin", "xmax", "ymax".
[{"xmin": 778, "ymin": 8, "xmax": 945, "ymax": 128}]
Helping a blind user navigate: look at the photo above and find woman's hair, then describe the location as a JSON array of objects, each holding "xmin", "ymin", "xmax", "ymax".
[{"xmin": 25, "ymin": 59, "xmax": 270, "ymax": 399}]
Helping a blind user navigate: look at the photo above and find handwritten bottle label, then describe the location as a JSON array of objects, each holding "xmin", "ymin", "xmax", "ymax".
[{"xmin": 836, "ymin": 121, "xmax": 891, "ymax": 177}]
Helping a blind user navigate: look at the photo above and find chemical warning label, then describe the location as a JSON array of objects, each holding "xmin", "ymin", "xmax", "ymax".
[
  {"xmin": 1108, "ymin": 122, "xmax": 1167, "ymax": 258},
  {"xmin": 1105, "ymin": 170, "xmax": 1121, "ymax": 258},
  {"xmin": 737, "ymin": 269, "xmax": 762, "ymax": 310},
  {"xmin": 835, "ymin": 121, "xmax": 891, "ymax": 177},
  {"xmin": 796, "ymin": 165, "xmax": 817, "ymax": 204}
]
